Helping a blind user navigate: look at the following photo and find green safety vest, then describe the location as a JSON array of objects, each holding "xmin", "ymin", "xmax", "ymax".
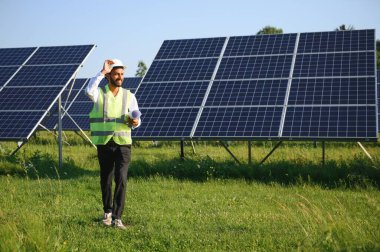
[{"xmin": 89, "ymin": 84, "xmax": 132, "ymax": 145}]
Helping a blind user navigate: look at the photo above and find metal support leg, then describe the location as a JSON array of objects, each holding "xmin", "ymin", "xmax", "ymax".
[
  {"xmin": 248, "ymin": 141, "xmax": 252, "ymax": 164},
  {"xmin": 220, "ymin": 141, "xmax": 241, "ymax": 165},
  {"xmin": 190, "ymin": 141, "xmax": 196, "ymax": 154},
  {"xmin": 357, "ymin": 142, "xmax": 374, "ymax": 163},
  {"xmin": 180, "ymin": 140, "xmax": 185, "ymax": 160},
  {"xmin": 39, "ymin": 124, "xmax": 71, "ymax": 146},
  {"xmin": 322, "ymin": 141, "xmax": 325, "ymax": 166},
  {"xmin": 10, "ymin": 141, "xmax": 27, "ymax": 156},
  {"xmin": 259, "ymin": 141, "xmax": 283, "ymax": 165},
  {"xmin": 58, "ymin": 96, "xmax": 63, "ymax": 170},
  {"xmin": 61, "ymin": 107, "xmax": 96, "ymax": 149}
]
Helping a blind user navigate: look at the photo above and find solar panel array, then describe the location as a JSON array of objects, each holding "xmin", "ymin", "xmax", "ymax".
[
  {"xmin": 0, "ymin": 45, "xmax": 95, "ymax": 140},
  {"xmin": 133, "ymin": 30, "xmax": 377, "ymax": 141},
  {"xmin": 42, "ymin": 77, "xmax": 142, "ymax": 131}
]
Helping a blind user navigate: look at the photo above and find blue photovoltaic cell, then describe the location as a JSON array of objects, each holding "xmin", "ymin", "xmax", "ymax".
[
  {"xmin": 0, "ymin": 67, "xmax": 19, "ymax": 86},
  {"xmin": 224, "ymin": 33, "xmax": 297, "ymax": 56},
  {"xmin": 0, "ymin": 111, "xmax": 45, "ymax": 139},
  {"xmin": 43, "ymin": 115, "xmax": 90, "ymax": 131},
  {"xmin": 194, "ymin": 107, "xmax": 283, "ymax": 138},
  {"xmin": 67, "ymin": 78, "xmax": 89, "ymax": 91},
  {"xmin": 282, "ymin": 106, "xmax": 377, "ymax": 138},
  {"xmin": 0, "ymin": 87, "xmax": 63, "ymax": 110},
  {"xmin": 215, "ymin": 55, "xmax": 292, "ymax": 80},
  {"xmin": 63, "ymin": 78, "xmax": 89, "ymax": 102},
  {"xmin": 6, "ymin": 65, "xmax": 79, "ymax": 87},
  {"xmin": 0, "ymin": 47, "xmax": 36, "ymax": 66},
  {"xmin": 133, "ymin": 108, "xmax": 199, "ymax": 138},
  {"xmin": 206, "ymin": 79, "xmax": 288, "ymax": 106},
  {"xmin": 65, "ymin": 102, "xmax": 93, "ymax": 115},
  {"xmin": 293, "ymin": 52, "xmax": 375, "ymax": 78},
  {"xmin": 143, "ymin": 58, "xmax": 218, "ymax": 82},
  {"xmin": 288, "ymin": 77, "xmax": 376, "ymax": 105},
  {"xmin": 124, "ymin": 77, "xmax": 142, "ymax": 91},
  {"xmin": 297, "ymin": 30, "xmax": 375, "ymax": 53},
  {"xmin": 136, "ymin": 81, "xmax": 209, "ymax": 107},
  {"xmin": 27, "ymin": 45, "xmax": 94, "ymax": 65},
  {"xmin": 61, "ymin": 116, "xmax": 90, "ymax": 131},
  {"xmin": 155, "ymin": 37, "xmax": 226, "ymax": 59},
  {"xmin": 72, "ymin": 90, "xmax": 91, "ymax": 102}
]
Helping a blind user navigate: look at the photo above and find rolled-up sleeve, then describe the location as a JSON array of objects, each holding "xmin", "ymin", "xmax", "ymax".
[
  {"xmin": 85, "ymin": 72, "xmax": 104, "ymax": 102},
  {"xmin": 129, "ymin": 93, "xmax": 142, "ymax": 129}
]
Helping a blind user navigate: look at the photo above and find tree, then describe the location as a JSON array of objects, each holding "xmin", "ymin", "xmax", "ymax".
[
  {"xmin": 335, "ymin": 24, "xmax": 355, "ymax": 31},
  {"xmin": 256, "ymin": 26, "xmax": 283, "ymax": 35},
  {"xmin": 135, "ymin": 60, "xmax": 147, "ymax": 77}
]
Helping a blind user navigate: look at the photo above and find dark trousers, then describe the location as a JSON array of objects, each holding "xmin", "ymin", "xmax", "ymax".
[{"xmin": 97, "ymin": 140, "xmax": 131, "ymax": 219}]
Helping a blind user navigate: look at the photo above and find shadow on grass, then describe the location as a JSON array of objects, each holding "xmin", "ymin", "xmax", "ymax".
[
  {"xmin": 0, "ymin": 150, "xmax": 97, "ymax": 180},
  {"xmin": 129, "ymin": 155, "xmax": 380, "ymax": 189},
  {"xmin": 1, "ymin": 149, "xmax": 379, "ymax": 189}
]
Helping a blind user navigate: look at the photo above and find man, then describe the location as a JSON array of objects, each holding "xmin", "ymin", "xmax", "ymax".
[{"xmin": 86, "ymin": 59, "xmax": 141, "ymax": 229}]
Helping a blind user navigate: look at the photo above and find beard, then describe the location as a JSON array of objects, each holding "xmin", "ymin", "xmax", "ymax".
[{"xmin": 109, "ymin": 77, "xmax": 123, "ymax": 87}]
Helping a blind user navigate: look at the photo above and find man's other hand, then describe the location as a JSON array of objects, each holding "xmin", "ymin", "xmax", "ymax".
[{"xmin": 128, "ymin": 118, "xmax": 139, "ymax": 127}]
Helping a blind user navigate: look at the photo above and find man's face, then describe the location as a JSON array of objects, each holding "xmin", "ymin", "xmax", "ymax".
[{"xmin": 109, "ymin": 68, "xmax": 124, "ymax": 87}]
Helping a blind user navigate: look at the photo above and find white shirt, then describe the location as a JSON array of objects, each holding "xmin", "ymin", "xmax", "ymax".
[{"xmin": 85, "ymin": 72, "xmax": 141, "ymax": 128}]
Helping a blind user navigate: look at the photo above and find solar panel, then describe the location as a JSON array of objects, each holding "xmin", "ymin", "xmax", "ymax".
[
  {"xmin": 288, "ymin": 78, "xmax": 376, "ymax": 105},
  {"xmin": 377, "ymin": 70, "xmax": 380, "ymax": 132},
  {"xmin": 143, "ymin": 58, "xmax": 219, "ymax": 82},
  {"xmin": 215, "ymin": 55, "xmax": 293, "ymax": 79},
  {"xmin": 135, "ymin": 29, "xmax": 377, "ymax": 141},
  {"xmin": 297, "ymin": 30, "xmax": 374, "ymax": 53},
  {"xmin": 283, "ymin": 30, "xmax": 377, "ymax": 139},
  {"xmin": 0, "ymin": 67, "xmax": 19, "ymax": 86},
  {"xmin": 133, "ymin": 108, "xmax": 199, "ymax": 138},
  {"xmin": 0, "ymin": 45, "xmax": 95, "ymax": 140},
  {"xmin": 205, "ymin": 79, "xmax": 288, "ymax": 106},
  {"xmin": 134, "ymin": 37, "xmax": 225, "ymax": 138},
  {"xmin": 124, "ymin": 77, "xmax": 142, "ymax": 91},
  {"xmin": 5, "ymin": 65, "xmax": 80, "ymax": 87},
  {"xmin": 0, "ymin": 47, "xmax": 36, "ymax": 66},
  {"xmin": 0, "ymin": 111, "xmax": 45, "ymax": 139},
  {"xmin": 0, "ymin": 86, "xmax": 64, "ymax": 110},
  {"xmin": 224, "ymin": 33, "xmax": 297, "ymax": 56},
  {"xmin": 26, "ymin": 45, "xmax": 95, "ymax": 65},
  {"xmin": 137, "ymin": 81, "xmax": 209, "ymax": 107},
  {"xmin": 282, "ymin": 106, "xmax": 377, "ymax": 138},
  {"xmin": 194, "ymin": 107, "xmax": 283, "ymax": 138},
  {"xmin": 292, "ymin": 52, "xmax": 374, "ymax": 77},
  {"xmin": 155, "ymin": 37, "xmax": 226, "ymax": 59}
]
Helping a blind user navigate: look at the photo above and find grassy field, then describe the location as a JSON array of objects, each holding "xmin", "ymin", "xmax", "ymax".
[{"xmin": 0, "ymin": 132, "xmax": 379, "ymax": 251}]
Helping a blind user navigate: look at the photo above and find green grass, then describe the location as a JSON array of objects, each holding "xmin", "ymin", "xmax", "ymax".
[{"xmin": 0, "ymin": 132, "xmax": 380, "ymax": 251}]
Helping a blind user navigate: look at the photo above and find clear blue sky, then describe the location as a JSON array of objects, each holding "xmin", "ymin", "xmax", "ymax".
[{"xmin": 1, "ymin": 0, "xmax": 379, "ymax": 78}]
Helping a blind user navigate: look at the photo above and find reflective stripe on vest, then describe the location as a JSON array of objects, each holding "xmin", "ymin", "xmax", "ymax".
[
  {"xmin": 89, "ymin": 85, "xmax": 132, "ymax": 145},
  {"xmin": 91, "ymin": 131, "xmax": 131, "ymax": 137}
]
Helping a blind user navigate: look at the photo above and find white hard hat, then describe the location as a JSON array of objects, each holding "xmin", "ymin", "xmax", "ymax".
[{"xmin": 110, "ymin": 58, "xmax": 125, "ymax": 69}]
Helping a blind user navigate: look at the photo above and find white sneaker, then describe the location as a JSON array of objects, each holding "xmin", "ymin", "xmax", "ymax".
[
  {"xmin": 102, "ymin": 212, "xmax": 112, "ymax": 226},
  {"xmin": 113, "ymin": 219, "xmax": 127, "ymax": 230}
]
